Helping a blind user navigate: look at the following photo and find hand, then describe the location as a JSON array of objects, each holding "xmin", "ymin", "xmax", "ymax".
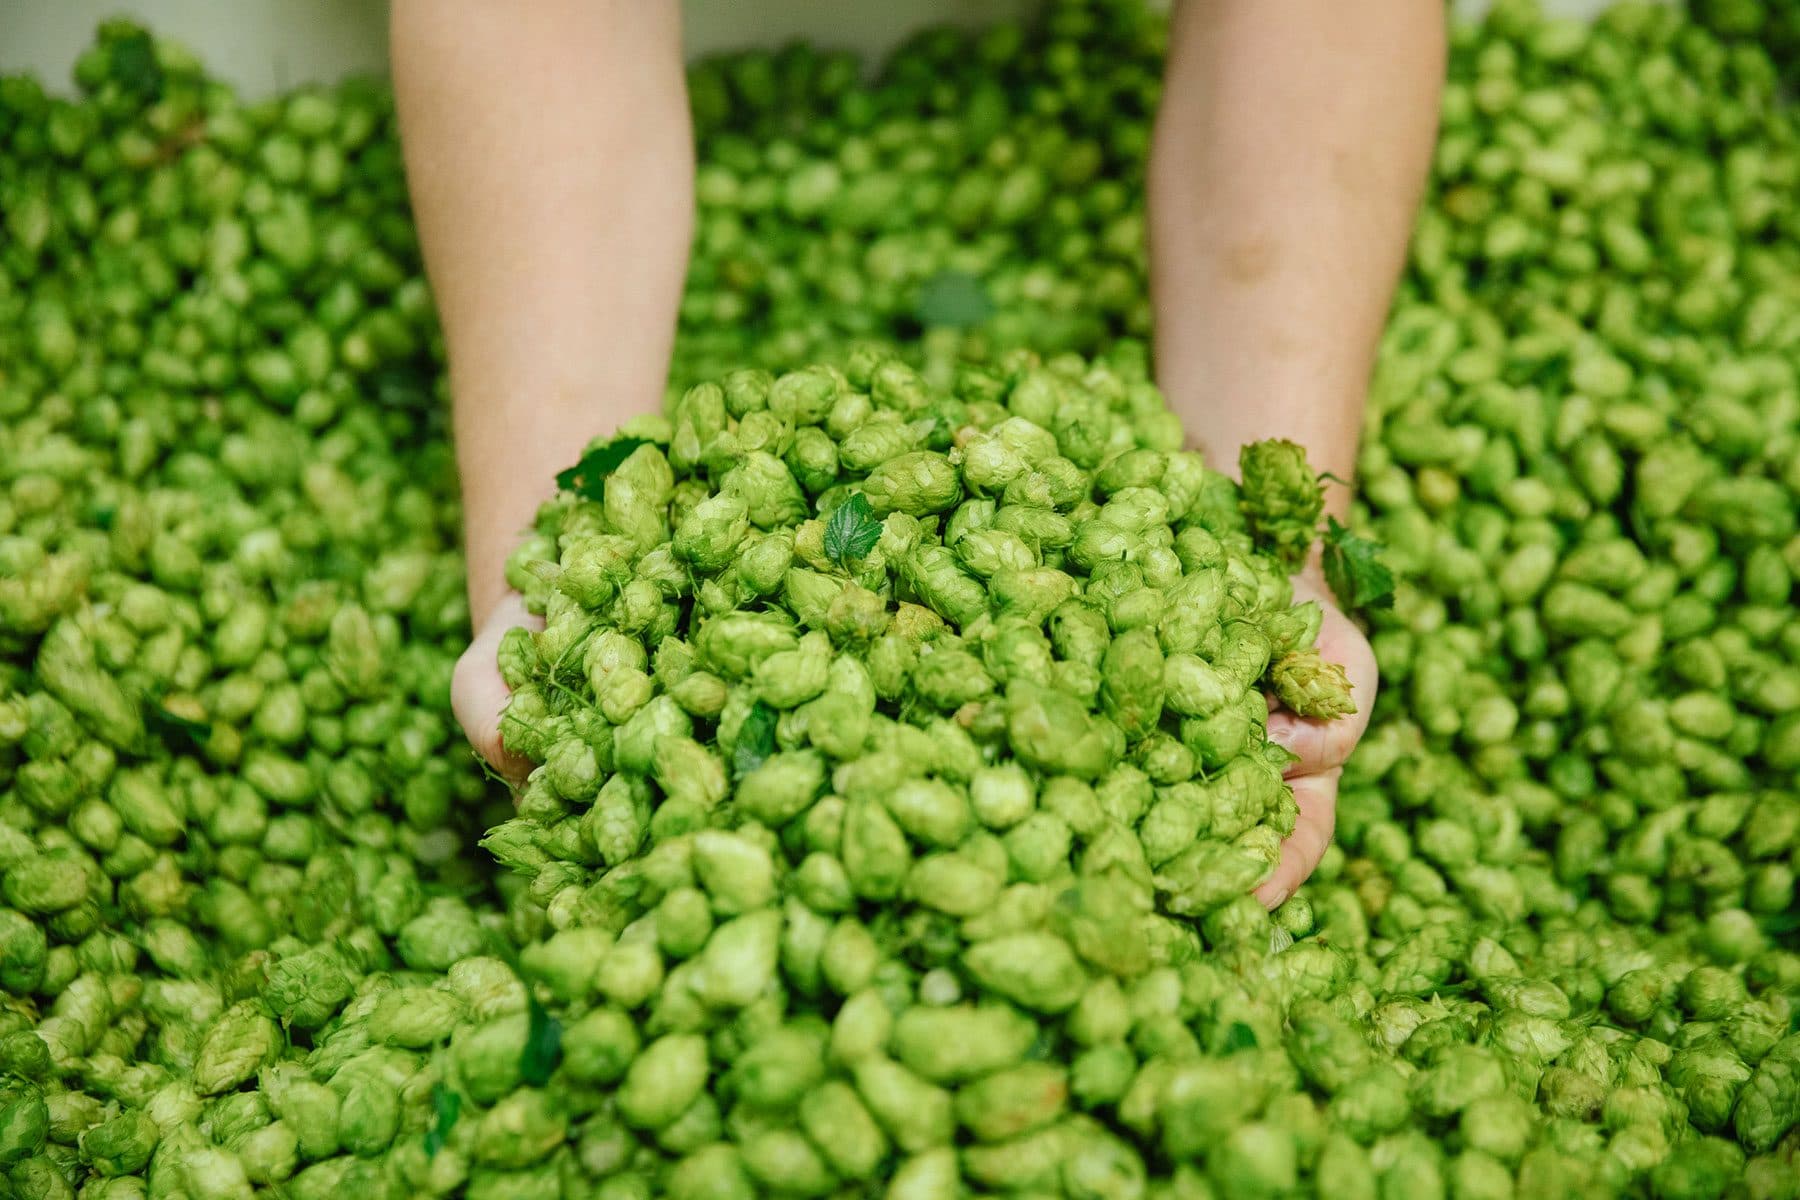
[
  {"xmin": 451, "ymin": 591, "xmax": 543, "ymax": 786},
  {"xmin": 1255, "ymin": 569, "xmax": 1378, "ymax": 909}
]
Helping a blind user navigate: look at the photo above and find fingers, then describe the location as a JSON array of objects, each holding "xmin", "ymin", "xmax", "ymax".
[
  {"xmin": 451, "ymin": 644, "xmax": 534, "ymax": 785},
  {"xmin": 1254, "ymin": 768, "xmax": 1340, "ymax": 910},
  {"xmin": 1265, "ymin": 710, "xmax": 1357, "ymax": 779},
  {"xmin": 1269, "ymin": 579, "xmax": 1378, "ymax": 778},
  {"xmin": 1250, "ymin": 575, "xmax": 1368, "ymax": 906},
  {"xmin": 452, "ymin": 594, "xmax": 541, "ymax": 786}
]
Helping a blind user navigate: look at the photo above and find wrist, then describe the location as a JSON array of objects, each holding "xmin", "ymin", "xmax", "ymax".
[{"xmin": 465, "ymin": 528, "xmax": 527, "ymax": 630}]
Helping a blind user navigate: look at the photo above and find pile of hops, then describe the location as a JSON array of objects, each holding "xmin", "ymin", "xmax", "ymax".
[
  {"xmin": 1348, "ymin": 1, "xmax": 1800, "ymax": 953},
  {"xmin": 460, "ymin": 350, "xmax": 1350, "ymax": 1192},
  {"xmin": 672, "ymin": 0, "xmax": 1165, "ymax": 384},
  {"xmin": 0, "ymin": 22, "xmax": 500, "ymax": 1200}
]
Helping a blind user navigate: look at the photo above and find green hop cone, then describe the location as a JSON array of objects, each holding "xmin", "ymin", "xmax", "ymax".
[
  {"xmin": 1269, "ymin": 648, "xmax": 1356, "ymax": 719},
  {"xmin": 79, "ymin": 1110, "xmax": 160, "ymax": 1177},
  {"xmin": 1238, "ymin": 439, "xmax": 1324, "ymax": 571},
  {"xmin": 192, "ymin": 1001, "xmax": 283, "ymax": 1095}
]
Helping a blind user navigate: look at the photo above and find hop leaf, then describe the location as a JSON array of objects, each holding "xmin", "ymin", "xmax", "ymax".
[
  {"xmin": 423, "ymin": 1084, "xmax": 461, "ymax": 1158},
  {"xmin": 144, "ymin": 703, "xmax": 208, "ymax": 755},
  {"xmin": 732, "ymin": 700, "xmax": 779, "ymax": 779},
  {"xmin": 371, "ymin": 363, "xmax": 435, "ymax": 415},
  {"xmin": 519, "ymin": 992, "xmax": 563, "ymax": 1086},
  {"xmin": 914, "ymin": 270, "xmax": 994, "ymax": 329},
  {"xmin": 109, "ymin": 30, "xmax": 164, "ymax": 99},
  {"xmin": 1321, "ymin": 517, "xmax": 1395, "ymax": 613},
  {"xmin": 1221, "ymin": 1022, "xmax": 1260, "ymax": 1054},
  {"xmin": 556, "ymin": 436, "xmax": 652, "ymax": 501},
  {"xmin": 823, "ymin": 494, "xmax": 884, "ymax": 566}
]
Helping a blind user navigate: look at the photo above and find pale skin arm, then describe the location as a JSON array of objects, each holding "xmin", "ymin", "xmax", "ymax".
[
  {"xmin": 396, "ymin": 0, "xmax": 1444, "ymax": 902},
  {"xmin": 391, "ymin": 0, "xmax": 690, "ymax": 774},
  {"xmin": 1152, "ymin": 0, "xmax": 1444, "ymax": 509},
  {"xmin": 392, "ymin": 0, "xmax": 691, "ymax": 628},
  {"xmin": 1150, "ymin": 0, "xmax": 1445, "ymax": 904}
]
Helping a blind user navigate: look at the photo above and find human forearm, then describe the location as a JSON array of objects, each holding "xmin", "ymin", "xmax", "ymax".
[
  {"xmin": 1149, "ymin": 0, "xmax": 1444, "ymax": 518},
  {"xmin": 392, "ymin": 0, "xmax": 692, "ymax": 626}
]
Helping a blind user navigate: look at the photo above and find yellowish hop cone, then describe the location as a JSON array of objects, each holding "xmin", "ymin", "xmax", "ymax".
[{"xmin": 1269, "ymin": 649, "xmax": 1357, "ymax": 719}]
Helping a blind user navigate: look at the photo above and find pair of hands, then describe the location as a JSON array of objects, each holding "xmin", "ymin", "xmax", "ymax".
[{"xmin": 452, "ymin": 571, "xmax": 1377, "ymax": 909}]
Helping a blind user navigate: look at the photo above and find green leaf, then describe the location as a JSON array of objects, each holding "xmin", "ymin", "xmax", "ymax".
[
  {"xmin": 1321, "ymin": 517, "xmax": 1396, "ymax": 613},
  {"xmin": 914, "ymin": 270, "xmax": 994, "ymax": 329},
  {"xmin": 110, "ymin": 31, "xmax": 164, "ymax": 99},
  {"xmin": 823, "ymin": 494, "xmax": 883, "ymax": 566},
  {"xmin": 1220, "ymin": 1022, "xmax": 1259, "ymax": 1054},
  {"xmin": 423, "ymin": 1084, "xmax": 461, "ymax": 1158},
  {"xmin": 371, "ymin": 364, "xmax": 434, "ymax": 413},
  {"xmin": 1759, "ymin": 909, "xmax": 1800, "ymax": 938},
  {"xmin": 732, "ymin": 700, "xmax": 779, "ymax": 779},
  {"xmin": 145, "ymin": 705, "xmax": 208, "ymax": 755},
  {"xmin": 519, "ymin": 992, "xmax": 563, "ymax": 1087},
  {"xmin": 555, "ymin": 436, "xmax": 652, "ymax": 502}
]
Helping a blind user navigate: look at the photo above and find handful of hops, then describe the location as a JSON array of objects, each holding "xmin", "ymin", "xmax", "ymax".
[{"xmin": 485, "ymin": 349, "xmax": 1354, "ymax": 1192}]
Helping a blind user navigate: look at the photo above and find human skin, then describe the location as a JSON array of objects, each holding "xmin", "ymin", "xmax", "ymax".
[
  {"xmin": 391, "ymin": 0, "xmax": 694, "ymax": 777},
  {"xmin": 392, "ymin": 0, "xmax": 1445, "ymax": 902},
  {"xmin": 1148, "ymin": 1, "xmax": 1445, "ymax": 904}
]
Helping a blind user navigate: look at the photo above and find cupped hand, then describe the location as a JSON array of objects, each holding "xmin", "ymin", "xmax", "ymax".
[
  {"xmin": 452, "ymin": 591, "xmax": 543, "ymax": 786},
  {"xmin": 1255, "ymin": 570, "xmax": 1379, "ymax": 909}
]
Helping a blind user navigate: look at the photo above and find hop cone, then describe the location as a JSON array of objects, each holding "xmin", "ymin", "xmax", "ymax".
[
  {"xmin": 1240, "ymin": 440, "xmax": 1325, "ymax": 570},
  {"xmin": 1270, "ymin": 649, "xmax": 1356, "ymax": 718}
]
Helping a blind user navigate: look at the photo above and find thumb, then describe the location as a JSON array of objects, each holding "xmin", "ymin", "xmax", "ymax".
[
  {"xmin": 1264, "ymin": 709, "xmax": 1355, "ymax": 779},
  {"xmin": 453, "ymin": 594, "xmax": 541, "ymax": 786},
  {"xmin": 1253, "ymin": 768, "xmax": 1340, "ymax": 910}
]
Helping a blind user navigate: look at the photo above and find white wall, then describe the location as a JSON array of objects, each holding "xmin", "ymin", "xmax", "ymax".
[{"xmin": 2, "ymin": 0, "xmax": 1635, "ymax": 97}]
